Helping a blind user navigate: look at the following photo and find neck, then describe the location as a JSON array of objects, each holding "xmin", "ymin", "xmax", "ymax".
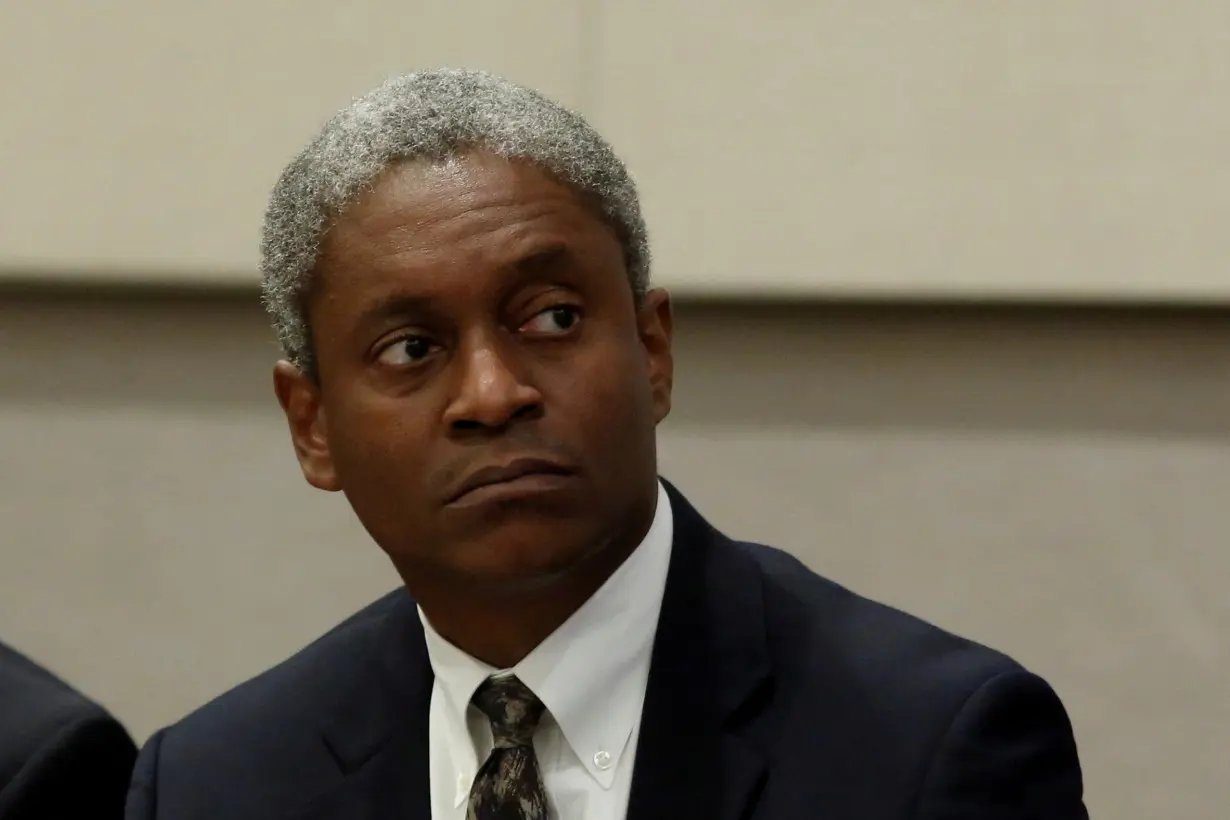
[{"xmin": 403, "ymin": 501, "xmax": 656, "ymax": 669}]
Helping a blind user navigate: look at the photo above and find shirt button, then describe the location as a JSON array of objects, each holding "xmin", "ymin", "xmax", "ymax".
[{"xmin": 593, "ymin": 750, "xmax": 612, "ymax": 770}]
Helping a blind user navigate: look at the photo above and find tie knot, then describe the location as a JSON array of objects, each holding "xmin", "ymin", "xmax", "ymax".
[{"xmin": 472, "ymin": 675, "xmax": 545, "ymax": 748}]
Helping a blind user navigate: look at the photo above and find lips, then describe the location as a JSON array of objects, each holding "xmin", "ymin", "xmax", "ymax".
[{"xmin": 448, "ymin": 457, "xmax": 576, "ymax": 505}]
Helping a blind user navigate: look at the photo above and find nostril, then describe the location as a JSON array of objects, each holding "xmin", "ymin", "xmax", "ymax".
[
  {"xmin": 511, "ymin": 402, "xmax": 542, "ymax": 421},
  {"xmin": 450, "ymin": 402, "xmax": 541, "ymax": 433}
]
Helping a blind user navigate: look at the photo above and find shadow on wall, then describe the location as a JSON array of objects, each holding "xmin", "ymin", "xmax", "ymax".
[{"xmin": 1, "ymin": 286, "xmax": 1228, "ymax": 442}]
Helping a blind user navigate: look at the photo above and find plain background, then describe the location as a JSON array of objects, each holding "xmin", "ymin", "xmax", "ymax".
[
  {"xmin": 4, "ymin": 1, "xmax": 1230, "ymax": 299},
  {"xmin": 2, "ymin": 2, "xmax": 1229, "ymax": 818}
]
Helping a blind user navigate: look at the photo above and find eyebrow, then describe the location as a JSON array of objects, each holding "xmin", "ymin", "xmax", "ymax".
[
  {"xmin": 513, "ymin": 244, "xmax": 571, "ymax": 277},
  {"xmin": 352, "ymin": 244, "xmax": 577, "ymax": 330},
  {"xmin": 354, "ymin": 293, "xmax": 437, "ymax": 331}
]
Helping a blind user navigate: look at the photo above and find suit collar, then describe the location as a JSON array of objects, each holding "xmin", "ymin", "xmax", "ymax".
[
  {"xmin": 627, "ymin": 479, "xmax": 773, "ymax": 820},
  {"xmin": 321, "ymin": 591, "xmax": 432, "ymax": 775},
  {"xmin": 286, "ymin": 592, "xmax": 433, "ymax": 820}
]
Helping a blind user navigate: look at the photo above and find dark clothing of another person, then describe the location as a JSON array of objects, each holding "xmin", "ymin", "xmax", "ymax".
[{"xmin": 0, "ymin": 641, "xmax": 137, "ymax": 820}]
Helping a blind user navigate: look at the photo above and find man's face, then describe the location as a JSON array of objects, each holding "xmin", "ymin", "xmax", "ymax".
[{"xmin": 274, "ymin": 152, "xmax": 673, "ymax": 592}]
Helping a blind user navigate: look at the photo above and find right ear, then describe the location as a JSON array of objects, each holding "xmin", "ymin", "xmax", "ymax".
[{"xmin": 273, "ymin": 360, "xmax": 341, "ymax": 491}]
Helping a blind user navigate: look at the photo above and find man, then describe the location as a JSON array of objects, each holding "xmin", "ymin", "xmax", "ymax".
[
  {"xmin": 0, "ymin": 640, "xmax": 136, "ymax": 819},
  {"xmin": 126, "ymin": 69, "xmax": 1087, "ymax": 819}
]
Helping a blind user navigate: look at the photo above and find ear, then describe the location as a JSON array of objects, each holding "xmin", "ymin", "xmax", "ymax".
[
  {"xmin": 636, "ymin": 288, "xmax": 675, "ymax": 424},
  {"xmin": 272, "ymin": 360, "xmax": 341, "ymax": 492}
]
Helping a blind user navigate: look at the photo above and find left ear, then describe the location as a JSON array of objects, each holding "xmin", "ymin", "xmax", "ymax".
[{"xmin": 636, "ymin": 288, "xmax": 674, "ymax": 424}]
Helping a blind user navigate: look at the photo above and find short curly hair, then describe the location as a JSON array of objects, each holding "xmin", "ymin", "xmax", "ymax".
[{"xmin": 258, "ymin": 68, "xmax": 651, "ymax": 372}]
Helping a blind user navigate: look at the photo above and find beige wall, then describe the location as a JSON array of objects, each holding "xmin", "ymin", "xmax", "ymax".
[
  {"xmin": 5, "ymin": 1, "xmax": 1230, "ymax": 300},
  {"xmin": 1, "ymin": 290, "xmax": 1227, "ymax": 818},
  {"xmin": 4, "ymin": 5, "xmax": 1227, "ymax": 816}
]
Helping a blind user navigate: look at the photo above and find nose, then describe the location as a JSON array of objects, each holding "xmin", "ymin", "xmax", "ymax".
[{"xmin": 443, "ymin": 339, "xmax": 543, "ymax": 433}]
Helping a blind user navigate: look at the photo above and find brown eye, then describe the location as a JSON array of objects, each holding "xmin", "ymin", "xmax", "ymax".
[
  {"xmin": 522, "ymin": 305, "xmax": 581, "ymax": 335},
  {"xmin": 377, "ymin": 335, "xmax": 435, "ymax": 367}
]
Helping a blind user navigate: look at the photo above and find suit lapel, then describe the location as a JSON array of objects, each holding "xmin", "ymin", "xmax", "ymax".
[
  {"xmin": 627, "ymin": 481, "xmax": 773, "ymax": 820},
  {"xmin": 285, "ymin": 592, "xmax": 433, "ymax": 820}
]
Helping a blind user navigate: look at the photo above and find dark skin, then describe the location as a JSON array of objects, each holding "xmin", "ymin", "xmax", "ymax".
[{"xmin": 273, "ymin": 152, "xmax": 674, "ymax": 668}]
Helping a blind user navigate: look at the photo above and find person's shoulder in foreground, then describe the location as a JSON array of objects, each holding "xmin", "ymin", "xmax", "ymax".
[
  {"xmin": 0, "ymin": 640, "xmax": 137, "ymax": 820},
  {"xmin": 127, "ymin": 487, "xmax": 1087, "ymax": 820}
]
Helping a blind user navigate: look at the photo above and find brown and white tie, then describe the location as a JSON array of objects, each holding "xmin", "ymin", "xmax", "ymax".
[{"xmin": 467, "ymin": 675, "xmax": 550, "ymax": 820}]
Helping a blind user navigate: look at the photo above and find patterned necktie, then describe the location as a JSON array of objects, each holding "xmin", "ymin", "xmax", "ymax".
[{"xmin": 467, "ymin": 674, "xmax": 550, "ymax": 820}]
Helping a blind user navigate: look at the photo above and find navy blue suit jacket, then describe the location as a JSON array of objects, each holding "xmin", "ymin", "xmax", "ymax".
[
  {"xmin": 126, "ymin": 483, "xmax": 1087, "ymax": 819},
  {"xmin": 0, "ymin": 641, "xmax": 137, "ymax": 820}
]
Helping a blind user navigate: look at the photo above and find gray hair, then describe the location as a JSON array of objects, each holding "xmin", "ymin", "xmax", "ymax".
[{"xmin": 259, "ymin": 68, "xmax": 651, "ymax": 372}]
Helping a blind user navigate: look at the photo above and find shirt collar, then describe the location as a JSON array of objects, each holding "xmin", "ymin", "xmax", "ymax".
[{"xmin": 419, "ymin": 480, "xmax": 674, "ymax": 792}]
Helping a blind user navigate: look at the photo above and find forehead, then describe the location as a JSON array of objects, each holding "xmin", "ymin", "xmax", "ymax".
[{"xmin": 315, "ymin": 153, "xmax": 619, "ymax": 293}]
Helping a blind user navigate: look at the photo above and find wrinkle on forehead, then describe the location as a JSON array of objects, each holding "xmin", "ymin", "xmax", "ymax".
[
  {"xmin": 349, "ymin": 152, "xmax": 613, "ymax": 240},
  {"xmin": 321, "ymin": 153, "xmax": 614, "ymax": 277},
  {"xmin": 311, "ymin": 153, "xmax": 626, "ymax": 308}
]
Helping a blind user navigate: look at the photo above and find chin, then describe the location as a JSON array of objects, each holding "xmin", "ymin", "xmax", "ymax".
[{"xmin": 462, "ymin": 518, "xmax": 600, "ymax": 587}]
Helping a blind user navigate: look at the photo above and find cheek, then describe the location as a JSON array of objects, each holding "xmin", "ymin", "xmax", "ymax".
[
  {"xmin": 328, "ymin": 404, "xmax": 443, "ymax": 556},
  {"xmin": 564, "ymin": 343, "xmax": 656, "ymax": 450},
  {"xmin": 326, "ymin": 394, "xmax": 435, "ymax": 499}
]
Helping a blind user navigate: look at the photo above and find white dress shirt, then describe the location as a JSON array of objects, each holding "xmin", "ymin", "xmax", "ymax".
[{"xmin": 418, "ymin": 481, "xmax": 674, "ymax": 820}]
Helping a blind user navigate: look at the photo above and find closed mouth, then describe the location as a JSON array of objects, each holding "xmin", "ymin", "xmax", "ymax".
[{"xmin": 449, "ymin": 458, "xmax": 576, "ymax": 504}]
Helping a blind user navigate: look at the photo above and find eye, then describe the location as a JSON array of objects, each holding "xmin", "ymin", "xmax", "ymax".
[
  {"xmin": 376, "ymin": 334, "xmax": 437, "ymax": 367},
  {"xmin": 521, "ymin": 305, "xmax": 581, "ymax": 335}
]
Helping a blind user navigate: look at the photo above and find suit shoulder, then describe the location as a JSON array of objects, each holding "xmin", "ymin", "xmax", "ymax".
[
  {"xmin": 735, "ymin": 540, "xmax": 1022, "ymax": 694},
  {"xmin": 141, "ymin": 590, "xmax": 411, "ymax": 818},
  {"xmin": 160, "ymin": 589, "xmax": 407, "ymax": 744}
]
